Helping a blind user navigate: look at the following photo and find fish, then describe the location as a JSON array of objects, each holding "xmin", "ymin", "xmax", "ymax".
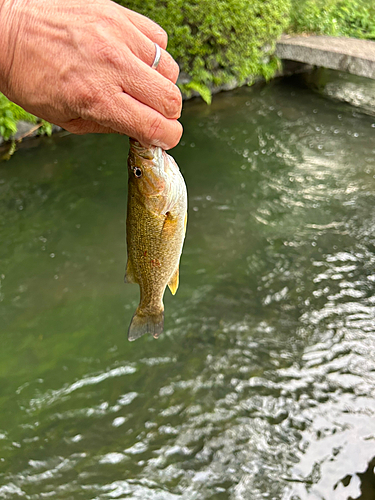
[{"xmin": 125, "ymin": 138, "xmax": 188, "ymax": 341}]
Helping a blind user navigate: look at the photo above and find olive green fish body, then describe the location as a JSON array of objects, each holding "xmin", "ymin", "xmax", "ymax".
[{"xmin": 125, "ymin": 139, "xmax": 187, "ymax": 341}]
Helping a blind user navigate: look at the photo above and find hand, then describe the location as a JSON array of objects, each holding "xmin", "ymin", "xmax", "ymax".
[{"xmin": 0, "ymin": 0, "xmax": 183, "ymax": 149}]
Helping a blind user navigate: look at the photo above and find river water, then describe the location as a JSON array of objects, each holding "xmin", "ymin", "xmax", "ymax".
[{"xmin": 0, "ymin": 76, "xmax": 375, "ymax": 500}]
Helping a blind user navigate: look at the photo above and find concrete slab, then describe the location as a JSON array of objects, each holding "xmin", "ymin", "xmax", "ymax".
[{"xmin": 276, "ymin": 35, "xmax": 375, "ymax": 80}]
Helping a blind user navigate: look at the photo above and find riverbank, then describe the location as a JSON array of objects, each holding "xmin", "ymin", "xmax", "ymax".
[
  {"xmin": 276, "ymin": 35, "xmax": 375, "ymax": 117},
  {"xmin": 3, "ymin": 0, "xmax": 375, "ymax": 151}
]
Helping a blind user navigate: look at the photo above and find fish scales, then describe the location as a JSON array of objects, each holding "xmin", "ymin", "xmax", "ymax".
[
  {"xmin": 127, "ymin": 201, "xmax": 169, "ymax": 308},
  {"xmin": 125, "ymin": 139, "xmax": 187, "ymax": 341}
]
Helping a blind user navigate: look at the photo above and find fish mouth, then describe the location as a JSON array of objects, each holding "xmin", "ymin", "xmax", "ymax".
[
  {"xmin": 129, "ymin": 138, "xmax": 170, "ymax": 177},
  {"xmin": 129, "ymin": 138, "xmax": 154, "ymax": 160}
]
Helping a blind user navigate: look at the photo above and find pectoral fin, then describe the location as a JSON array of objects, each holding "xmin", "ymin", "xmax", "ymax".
[
  {"xmin": 124, "ymin": 259, "xmax": 136, "ymax": 284},
  {"xmin": 184, "ymin": 212, "xmax": 187, "ymax": 235},
  {"xmin": 168, "ymin": 267, "xmax": 179, "ymax": 295}
]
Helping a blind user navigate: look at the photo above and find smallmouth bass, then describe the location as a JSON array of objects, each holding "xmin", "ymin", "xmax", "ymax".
[{"xmin": 125, "ymin": 139, "xmax": 188, "ymax": 341}]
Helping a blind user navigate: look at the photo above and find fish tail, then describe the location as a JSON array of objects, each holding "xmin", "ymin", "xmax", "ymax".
[{"xmin": 128, "ymin": 308, "xmax": 164, "ymax": 341}]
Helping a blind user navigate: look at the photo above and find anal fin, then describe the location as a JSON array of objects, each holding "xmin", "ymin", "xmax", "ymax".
[
  {"xmin": 124, "ymin": 259, "xmax": 136, "ymax": 284},
  {"xmin": 168, "ymin": 267, "xmax": 179, "ymax": 295}
]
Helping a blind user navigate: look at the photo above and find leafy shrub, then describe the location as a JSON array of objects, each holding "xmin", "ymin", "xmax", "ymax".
[
  {"xmin": 0, "ymin": 93, "xmax": 18, "ymax": 141},
  {"xmin": 1, "ymin": 0, "xmax": 291, "ymax": 142},
  {"xmin": 0, "ymin": 92, "xmax": 53, "ymax": 143},
  {"xmin": 116, "ymin": 0, "xmax": 291, "ymax": 92},
  {"xmin": 288, "ymin": 0, "xmax": 375, "ymax": 39}
]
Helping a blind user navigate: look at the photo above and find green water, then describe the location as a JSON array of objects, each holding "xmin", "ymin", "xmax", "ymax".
[{"xmin": 1, "ymin": 76, "xmax": 375, "ymax": 499}]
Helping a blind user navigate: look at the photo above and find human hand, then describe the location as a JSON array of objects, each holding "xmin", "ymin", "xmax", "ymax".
[{"xmin": 0, "ymin": 0, "xmax": 182, "ymax": 149}]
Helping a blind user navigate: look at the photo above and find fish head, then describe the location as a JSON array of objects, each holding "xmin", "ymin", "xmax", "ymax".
[{"xmin": 128, "ymin": 139, "xmax": 169, "ymax": 198}]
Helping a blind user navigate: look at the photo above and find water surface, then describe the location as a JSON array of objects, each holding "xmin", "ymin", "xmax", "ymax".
[{"xmin": 1, "ymin": 76, "xmax": 375, "ymax": 499}]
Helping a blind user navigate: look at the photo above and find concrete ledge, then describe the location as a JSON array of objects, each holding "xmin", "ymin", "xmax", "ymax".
[
  {"xmin": 276, "ymin": 35, "xmax": 375, "ymax": 80},
  {"xmin": 301, "ymin": 67, "xmax": 375, "ymax": 117}
]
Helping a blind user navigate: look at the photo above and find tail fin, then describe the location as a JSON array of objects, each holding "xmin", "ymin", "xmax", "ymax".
[{"xmin": 128, "ymin": 309, "xmax": 164, "ymax": 341}]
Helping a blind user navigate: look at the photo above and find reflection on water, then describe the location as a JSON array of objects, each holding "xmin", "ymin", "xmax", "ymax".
[
  {"xmin": 0, "ymin": 76, "xmax": 375, "ymax": 499},
  {"xmin": 302, "ymin": 68, "xmax": 375, "ymax": 118}
]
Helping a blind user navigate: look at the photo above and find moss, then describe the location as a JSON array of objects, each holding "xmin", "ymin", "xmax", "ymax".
[
  {"xmin": 0, "ymin": 93, "xmax": 18, "ymax": 141},
  {"xmin": 288, "ymin": 0, "xmax": 375, "ymax": 39},
  {"xmin": 0, "ymin": 93, "xmax": 53, "ymax": 145}
]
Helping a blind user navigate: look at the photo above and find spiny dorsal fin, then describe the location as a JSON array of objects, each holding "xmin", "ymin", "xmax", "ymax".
[
  {"xmin": 168, "ymin": 267, "xmax": 179, "ymax": 295},
  {"xmin": 124, "ymin": 259, "xmax": 136, "ymax": 284}
]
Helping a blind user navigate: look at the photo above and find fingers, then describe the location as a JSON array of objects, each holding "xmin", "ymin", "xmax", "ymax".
[
  {"xmin": 62, "ymin": 3, "xmax": 183, "ymax": 149},
  {"xmin": 88, "ymin": 91, "xmax": 183, "ymax": 149},
  {"xmin": 128, "ymin": 31, "xmax": 180, "ymax": 84},
  {"xmin": 110, "ymin": 3, "xmax": 179, "ymax": 83},
  {"xmin": 119, "ymin": 52, "xmax": 181, "ymax": 120},
  {"xmin": 121, "ymin": 7, "xmax": 168, "ymax": 50}
]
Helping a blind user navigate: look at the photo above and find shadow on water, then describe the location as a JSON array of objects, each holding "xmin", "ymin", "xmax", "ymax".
[{"xmin": 0, "ymin": 76, "xmax": 375, "ymax": 499}]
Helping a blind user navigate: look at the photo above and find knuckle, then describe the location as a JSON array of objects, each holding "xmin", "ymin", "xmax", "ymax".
[
  {"xmin": 93, "ymin": 37, "xmax": 122, "ymax": 68},
  {"xmin": 95, "ymin": 12, "xmax": 124, "ymax": 33},
  {"xmin": 87, "ymin": 17, "xmax": 125, "ymax": 67},
  {"xmin": 163, "ymin": 87, "xmax": 182, "ymax": 119},
  {"xmin": 147, "ymin": 24, "xmax": 168, "ymax": 49},
  {"xmin": 125, "ymin": 7, "xmax": 168, "ymax": 49}
]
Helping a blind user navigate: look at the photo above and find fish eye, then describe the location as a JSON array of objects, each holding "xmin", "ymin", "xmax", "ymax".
[{"xmin": 134, "ymin": 167, "xmax": 142, "ymax": 178}]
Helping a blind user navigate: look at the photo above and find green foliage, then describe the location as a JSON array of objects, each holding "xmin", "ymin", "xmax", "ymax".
[
  {"xmin": 0, "ymin": 94, "xmax": 18, "ymax": 141},
  {"xmin": 0, "ymin": 0, "xmax": 291, "ymax": 142},
  {"xmin": 180, "ymin": 81, "xmax": 212, "ymax": 104},
  {"xmin": 7, "ymin": 99, "xmax": 38, "ymax": 124},
  {"xmin": 40, "ymin": 120, "xmax": 53, "ymax": 136},
  {"xmin": 116, "ymin": 0, "xmax": 291, "ymax": 92},
  {"xmin": 288, "ymin": 0, "xmax": 375, "ymax": 39},
  {"xmin": 0, "ymin": 93, "xmax": 53, "ymax": 144},
  {"xmin": 2, "ymin": 0, "xmax": 374, "ymax": 145}
]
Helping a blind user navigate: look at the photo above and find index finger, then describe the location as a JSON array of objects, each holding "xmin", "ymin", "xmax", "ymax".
[{"xmin": 89, "ymin": 90, "xmax": 183, "ymax": 149}]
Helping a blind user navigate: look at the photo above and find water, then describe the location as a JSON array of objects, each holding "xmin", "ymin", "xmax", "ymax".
[
  {"xmin": 302, "ymin": 68, "xmax": 375, "ymax": 118},
  {"xmin": 1, "ymin": 76, "xmax": 375, "ymax": 500}
]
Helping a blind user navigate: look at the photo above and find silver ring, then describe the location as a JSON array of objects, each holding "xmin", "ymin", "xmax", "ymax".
[{"xmin": 151, "ymin": 43, "xmax": 161, "ymax": 70}]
